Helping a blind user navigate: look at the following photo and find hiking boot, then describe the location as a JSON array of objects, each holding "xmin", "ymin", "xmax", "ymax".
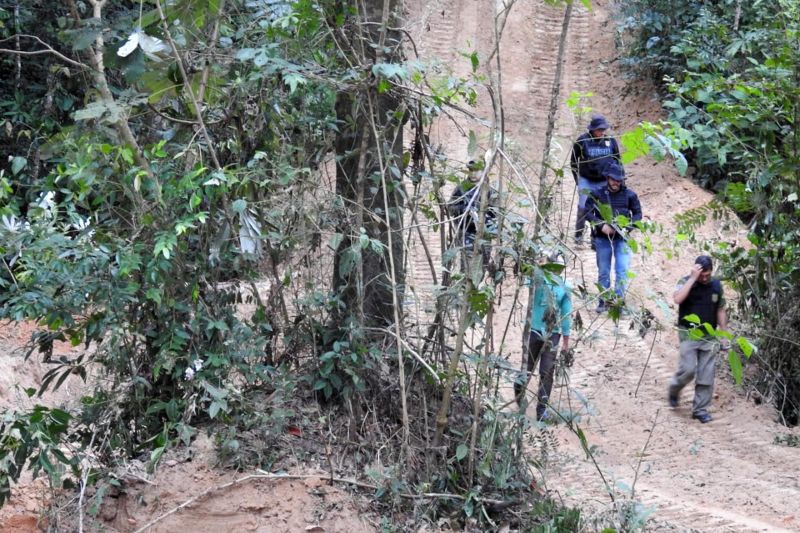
[
  {"xmin": 595, "ymin": 300, "xmax": 607, "ymax": 313},
  {"xmin": 692, "ymin": 412, "xmax": 713, "ymax": 424},
  {"xmin": 668, "ymin": 392, "xmax": 679, "ymax": 408},
  {"xmin": 536, "ymin": 409, "xmax": 551, "ymax": 422}
]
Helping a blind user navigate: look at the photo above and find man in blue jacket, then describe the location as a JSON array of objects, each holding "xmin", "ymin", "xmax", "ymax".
[
  {"xmin": 514, "ymin": 251, "xmax": 572, "ymax": 421},
  {"xmin": 585, "ymin": 160, "xmax": 642, "ymax": 312},
  {"xmin": 571, "ymin": 114, "xmax": 621, "ymax": 246}
]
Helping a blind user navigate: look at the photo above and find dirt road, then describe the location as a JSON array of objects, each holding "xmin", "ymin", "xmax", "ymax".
[{"xmin": 407, "ymin": 0, "xmax": 800, "ymax": 531}]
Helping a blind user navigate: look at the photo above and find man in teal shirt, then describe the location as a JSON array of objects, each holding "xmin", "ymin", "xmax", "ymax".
[{"xmin": 515, "ymin": 251, "xmax": 572, "ymax": 421}]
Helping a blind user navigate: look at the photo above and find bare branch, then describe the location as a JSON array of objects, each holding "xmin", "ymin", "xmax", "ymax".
[{"xmin": 0, "ymin": 35, "xmax": 91, "ymax": 70}]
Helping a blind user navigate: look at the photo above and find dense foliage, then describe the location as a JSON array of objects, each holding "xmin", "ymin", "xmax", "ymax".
[
  {"xmin": 0, "ymin": 0, "xmax": 598, "ymax": 528},
  {"xmin": 619, "ymin": 0, "xmax": 800, "ymax": 424}
]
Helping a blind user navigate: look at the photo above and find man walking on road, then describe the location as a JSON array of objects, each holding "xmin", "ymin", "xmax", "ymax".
[
  {"xmin": 669, "ymin": 255, "xmax": 729, "ymax": 423},
  {"xmin": 515, "ymin": 250, "xmax": 572, "ymax": 422},
  {"xmin": 571, "ymin": 114, "xmax": 621, "ymax": 246},
  {"xmin": 585, "ymin": 160, "xmax": 641, "ymax": 312}
]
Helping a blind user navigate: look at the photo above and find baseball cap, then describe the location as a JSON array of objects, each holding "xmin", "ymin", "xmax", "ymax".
[{"xmin": 695, "ymin": 255, "xmax": 713, "ymax": 272}]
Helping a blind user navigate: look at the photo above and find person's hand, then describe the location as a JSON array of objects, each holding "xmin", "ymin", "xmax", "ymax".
[
  {"xmin": 601, "ymin": 223, "xmax": 615, "ymax": 236},
  {"xmin": 689, "ymin": 263, "xmax": 704, "ymax": 280}
]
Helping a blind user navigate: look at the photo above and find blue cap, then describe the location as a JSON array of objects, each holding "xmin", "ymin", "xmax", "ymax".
[
  {"xmin": 588, "ymin": 114, "xmax": 610, "ymax": 131},
  {"xmin": 602, "ymin": 160, "xmax": 625, "ymax": 181},
  {"xmin": 695, "ymin": 255, "xmax": 713, "ymax": 271}
]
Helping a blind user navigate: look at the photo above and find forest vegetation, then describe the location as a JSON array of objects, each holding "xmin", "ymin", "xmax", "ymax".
[{"xmin": 0, "ymin": 0, "xmax": 797, "ymax": 530}]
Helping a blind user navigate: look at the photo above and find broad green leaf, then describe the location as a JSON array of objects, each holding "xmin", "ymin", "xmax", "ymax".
[
  {"xmin": 683, "ymin": 313, "xmax": 701, "ymax": 324},
  {"xmin": 232, "ymin": 199, "xmax": 247, "ymax": 213},
  {"xmin": 620, "ymin": 126, "xmax": 650, "ymax": 164},
  {"xmin": 359, "ymin": 231, "xmax": 370, "ymax": 250},
  {"xmin": 688, "ymin": 328, "xmax": 705, "ymax": 341},
  {"xmin": 11, "ymin": 156, "xmax": 26, "ymax": 175},
  {"xmin": 728, "ymin": 350, "xmax": 743, "ymax": 385},
  {"xmin": 674, "ymin": 153, "xmax": 688, "ymax": 176},
  {"xmin": 329, "ymin": 233, "xmax": 344, "ymax": 251},
  {"xmin": 372, "ymin": 62, "xmax": 406, "ymax": 79},
  {"xmin": 235, "ymin": 48, "xmax": 257, "ymax": 61},
  {"xmin": 145, "ymin": 288, "xmax": 162, "ymax": 304},
  {"xmin": 736, "ymin": 336, "xmax": 755, "ymax": 358},
  {"xmin": 456, "ymin": 443, "xmax": 468, "ymax": 460},
  {"xmin": 283, "ymin": 72, "xmax": 307, "ymax": 93},
  {"xmin": 598, "ymin": 202, "xmax": 613, "ymax": 222}
]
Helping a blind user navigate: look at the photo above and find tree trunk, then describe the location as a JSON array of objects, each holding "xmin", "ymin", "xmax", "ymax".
[{"xmin": 332, "ymin": 0, "xmax": 405, "ymax": 329}]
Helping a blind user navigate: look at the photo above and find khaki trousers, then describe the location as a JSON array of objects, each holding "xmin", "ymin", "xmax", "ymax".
[{"xmin": 669, "ymin": 339, "xmax": 719, "ymax": 416}]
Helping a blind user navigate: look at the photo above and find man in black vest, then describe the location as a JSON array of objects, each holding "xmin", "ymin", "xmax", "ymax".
[
  {"xmin": 668, "ymin": 255, "xmax": 729, "ymax": 423},
  {"xmin": 571, "ymin": 114, "xmax": 621, "ymax": 246}
]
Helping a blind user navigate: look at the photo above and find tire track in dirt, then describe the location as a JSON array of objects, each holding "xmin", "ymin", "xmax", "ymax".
[
  {"xmin": 500, "ymin": 0, "xmax": 563, "ymax": 156},
  {"xmin": 547, "ymin": 316, "xmax": 800, "ymax": 531}
]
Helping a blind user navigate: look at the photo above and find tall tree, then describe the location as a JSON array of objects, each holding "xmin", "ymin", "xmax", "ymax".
[{"xmin": 331, "ymin": 0, "xmax": 406, "ymax": 330}]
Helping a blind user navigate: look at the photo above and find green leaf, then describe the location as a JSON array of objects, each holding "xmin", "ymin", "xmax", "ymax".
[
  {"xmin": 358, "ymin": 231, "xmax": 370, "ymax": 250},
  {"xmin": 73, "ymin": 26, "xmax": 102, "ymax": 51},
  {"xmin": 683, "ymin": 313, "xmax": 701, "ymax": 324},
  {"xmin": 283, "ymin": 72, "xmax": 307, "ymax": 93},
  {"xmin": 11, "ymin": 156, "xmax": 26, "ymax": 176},
  {"xmin": 377, "ymin": 78, "xmax": 390, "ymax": 93},
  {"xmin": 736, "ymin": 336, "xmax": 755, "ymax": 359},
  {"xmin": 674, "ymin": 154, "xmax": 688, "ymax": 176},
  {"xmin": 145, "ymin": 288, "xmax": 162, "ymax": 304},
  {"xmin": 598, "ymin": 202, "xmax": 613, "ymax": 222},
  {"xmin": 456, "ymin": 443, "xmax": 469, "ymax": 461},
  {"xmin": 235, "ymin": 48, "xmax": 257, "ymax": 61},
  {"xmin": 620, "ymin": 126, "xmax": 650, "ymax": 164},
  {"xmin": 688, "ymin": 328, "xmax": 705, "ymax": 341},
  {"xmin": 372, "ymin": 62, "xmax": 406, "ymax": 80},
  {"xmin": 728, "ymin": 350, "xmax": 743, "ymax": 385},
  {"xmin": 232, "ymin": 199, "xmax": 247, "ymax": 213},
  {"xmin": 154, "ymin": 232, "xmax": 177, "ymax": 259},
  {"xmin": 469, "ymin": 51, "xmax": 479, "ymax": 72},
  {"xmin": 329, "ymin": 232, "xmax": 343, "ymax": 251}
]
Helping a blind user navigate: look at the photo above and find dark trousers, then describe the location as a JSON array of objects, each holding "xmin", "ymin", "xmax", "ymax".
[{"xmin": 515, "ymin": 331, "xmax": 560, "ymax": 418}]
